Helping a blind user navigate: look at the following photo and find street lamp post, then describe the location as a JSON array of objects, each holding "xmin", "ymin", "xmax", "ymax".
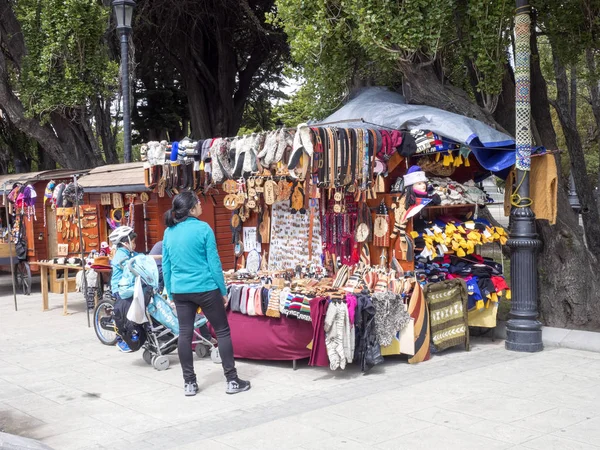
[
  {"xmin": 506, "ymin": 0, "xmax": 543, "ymax": 352},
  {"xmin": 112, "ymin": 0, "xmax": 135, "ymax": 163}
]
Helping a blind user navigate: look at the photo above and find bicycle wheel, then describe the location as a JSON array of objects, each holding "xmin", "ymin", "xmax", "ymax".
[
  {"xmin": 94, "ymin": 299, "xmax": 118, "ymax": 346},
  {"xmin": 14, "ymin": 261, "xmax": 31, "ymax": 296}
]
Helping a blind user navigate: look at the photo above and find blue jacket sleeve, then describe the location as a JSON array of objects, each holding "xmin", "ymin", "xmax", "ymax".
[
  {"xmin": 110, "ymin": 249, "xmax": 126, "ymax": 294},
  {"xmin": 162, "ymin": 232, "xmax": 172, "ymax": 297},
  {"xmin": 205, "ymin": 226, "xmax": 227, "ymax": 296},
  {"xmin": 117, "ymin": 266, "xmax": 136, "ymax": 299}
]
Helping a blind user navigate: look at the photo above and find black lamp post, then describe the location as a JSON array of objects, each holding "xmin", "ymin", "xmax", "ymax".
[
  {"xmin": 113, "ymin": 0, "xmax": 135, "ymax": 163},
  {"xmin": 506, "ymin": 0, "xmax": 543, "ymax": 352}
]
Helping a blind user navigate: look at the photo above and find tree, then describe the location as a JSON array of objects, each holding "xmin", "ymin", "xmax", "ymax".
[
  {"xmin": 275, "ymin": 0, "xmax": 512, "ymax": 128},
  {"xmin": 0, "ymin": 0, "xmax": 118, "ymax": 169},
  {"xmin": 132, "ymin": 50, "xmax": 190, "ymax": 143},
  {"xmin": 133, "ymin": 0, "xmax": 289, "ymax": 138},
  {"xmin": 275, "ymin": 0, "xmax": 600, "ymax": 329}
]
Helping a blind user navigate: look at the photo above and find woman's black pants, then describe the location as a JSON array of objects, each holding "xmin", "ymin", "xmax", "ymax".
[{"xmin": 173, "ymin": 289, "xmax": 237, "ymax": 383}]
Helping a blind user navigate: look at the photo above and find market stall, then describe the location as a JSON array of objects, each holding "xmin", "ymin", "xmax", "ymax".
[
  {"xmin": 0, "ymin": 169, "xmax": 88, "ymax": 300},
  {"xmin": 139, "ymin": 87, "xmax": 556, "ymax": 370}
]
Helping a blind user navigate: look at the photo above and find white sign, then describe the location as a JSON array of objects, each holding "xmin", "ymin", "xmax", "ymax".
[{"xmin": 243, "ymin": 227, "xmax": 261, "ymax": 253}]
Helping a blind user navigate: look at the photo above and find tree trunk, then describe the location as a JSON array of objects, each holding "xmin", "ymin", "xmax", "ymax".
[
  {"xmin": 93, "ymin": 96, "xmax": 119, "ymax": 164},
  {"xmin": 49, "ymin": 111, "xmax": 104, "ymax": 168},
  {"xmin": 530, "ymin": 28, "xmax": 600, "ymax": 330},
  {"xmin": 37, "ymin": 143, "xmax": 56, "ymax": 170},
  {"xmin": 399, "ymin": 62, "xmax": 509, "ymax": 133},
  {"xmin": 585, "ymin": 49, "xmax": 600, "ymax": 191},
  {"xmin": 493, "ymin": 64, "xmax": 516, "ymax": 136},
  {"xmin": 0, "ymin": 0, "xmax": 106, "ymax": 170},
  {"xmin": 550, "ymin": 46, "xmax": 600, "ymax": 257}
]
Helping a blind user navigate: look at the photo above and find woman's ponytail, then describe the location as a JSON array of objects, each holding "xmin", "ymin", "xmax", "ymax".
[
  {"xmin": 164, "ymin": 191, "xmax": 199, "ymax": 227},
  {"xmin": 164, "ymin": 208, "xmax": 177, "ymax": 227}
]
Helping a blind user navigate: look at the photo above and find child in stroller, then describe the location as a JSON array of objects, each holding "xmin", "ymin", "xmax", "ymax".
[{"xmin": 119, "ymin": 254, "xmax": 220, "ymax": 371}]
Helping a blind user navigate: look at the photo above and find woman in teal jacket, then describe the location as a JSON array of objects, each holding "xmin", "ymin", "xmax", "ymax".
[{"xmin": 163, "ymin": 191, "xmax": 250, "ymax": 397}]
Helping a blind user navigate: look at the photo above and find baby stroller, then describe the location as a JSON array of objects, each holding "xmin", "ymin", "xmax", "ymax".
[{"xmin": 126, "ymin": 255, "xmax": 221, "ymax": 371}]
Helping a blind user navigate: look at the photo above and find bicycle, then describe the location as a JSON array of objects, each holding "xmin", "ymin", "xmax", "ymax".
[{"xmin": 93, "ymin": 292, "xmax": 119, "ymax": 346}]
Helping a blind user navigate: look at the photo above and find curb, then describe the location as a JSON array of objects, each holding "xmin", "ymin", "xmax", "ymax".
[{"xmin": 492, "ymin": 321, "xmax": 600, "ymax": 353}]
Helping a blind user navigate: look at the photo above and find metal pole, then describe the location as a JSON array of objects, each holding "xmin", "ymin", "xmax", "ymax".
[
  {"xmin": 3, "ymin": 182, "xmax": 18, "ymax": 311},
  {"xmin": 120, "ymin": 30, "xmax": 132, "ymax": 163},
  {"xmin": 506, "ymin": 0, "xmax": 543, "ymax": 352},
  {"xmin": 73, "ymin": 175, "xmax": 91, "ymax": 328}
]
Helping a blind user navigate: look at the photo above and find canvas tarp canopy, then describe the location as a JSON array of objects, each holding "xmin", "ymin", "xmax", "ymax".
[{"xmin": 317, "ymin": 87, "xmax": 516, "ymax": 173}]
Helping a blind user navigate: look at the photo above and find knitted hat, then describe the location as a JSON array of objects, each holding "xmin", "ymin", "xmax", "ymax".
[
  {"xmin": 44, "ymin": 181, "xmax": 55, "ymax": 204},
  {"xmin": 403, "ymin": 165, "xmax": 428, "ymax": 187},
  {"xmin": 170, "ymin": 142, "xmax": 179, "ymax": 164}
]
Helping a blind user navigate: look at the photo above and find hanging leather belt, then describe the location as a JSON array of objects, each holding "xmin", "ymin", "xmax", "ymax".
[
  {"xmin": 356, "ymin": 128, "xmax": 364, "ymax": 188},
  {"xmin": 368, "ymin": 129, "xmax": 378, "ymax": 187},
  {"xmin": 338, "ymin": 128, "xmax": 348, "ymax": 187},
  {"xmin": 311, "ymin": 127, "xmax": 323, "ymax": 178},
  {"xmin": 328, "ymin": 128, "xmax": 336, "ymax": 188},
  {"xmin": 318, "ymin": 127, "xmax": 328, "ymax": 187},
  {"xmin": 348, "ymin": 128, "xmax": 357, "ymax": 186}
]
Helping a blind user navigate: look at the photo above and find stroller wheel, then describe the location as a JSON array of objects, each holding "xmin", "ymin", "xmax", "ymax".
[
  {"xmin": 143, "ymin": 349, "xmax": 153, "ymax": 365},
  {"xmin": 195, "ymin": 344, "xmax": 209, "ymax": 359},
  {"xmin": 153, "ymin": 355, "xmax": 169, "ymax": 371},
  {"xmin": 211, "ymin": 347, "xmax": 222, "ymax": 364}
]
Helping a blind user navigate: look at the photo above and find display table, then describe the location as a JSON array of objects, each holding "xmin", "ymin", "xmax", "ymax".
[
  {"xmin": 30, "ymin": 262, "xmax": 85, "ymax": 315},
  {"xmin": 225, "ymin": 311, "xmax": 313, "ymax": 364}
]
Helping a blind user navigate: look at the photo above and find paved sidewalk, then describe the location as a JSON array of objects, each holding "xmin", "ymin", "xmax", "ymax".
[{"xmin": 1, "ymin": 279, "xmax": 600, "ymax": 450}]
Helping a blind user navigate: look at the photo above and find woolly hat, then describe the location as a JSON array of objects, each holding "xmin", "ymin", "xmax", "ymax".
[
  {"xmin": 44, "ymin": 181, "xmax": 55, "ymax": 204},
  {"xmin": 170, "ymin": 142, "xmax": 179, "ymax": 164},
  {"xmin": 403, "ymin": 165, "xmax": 428, "ymax": 187}
]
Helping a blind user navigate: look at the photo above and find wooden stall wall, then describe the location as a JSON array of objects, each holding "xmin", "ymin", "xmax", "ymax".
[
  {"xmin": 213, "ymin": 193, "xmax": 235, "ymax": 271},
  {"xmin": 77, "ymin": 192, "xmax": 223, "ymax": 261}
]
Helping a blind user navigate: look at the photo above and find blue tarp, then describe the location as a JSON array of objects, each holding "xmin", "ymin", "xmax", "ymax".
[{"xmin": 317, "ymin": 87, "xmax": 516, "ymax": 173}]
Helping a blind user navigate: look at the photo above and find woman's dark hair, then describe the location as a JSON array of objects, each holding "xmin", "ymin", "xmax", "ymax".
[
  {"xmin": 404, "ymin": 185, "xmax": 417, "ymax": 209},
  {"xmin": 164, "ymin": 191, "xmax": 199, "ymax": 227}
]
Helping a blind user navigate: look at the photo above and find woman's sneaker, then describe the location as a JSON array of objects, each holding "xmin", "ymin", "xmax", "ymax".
[
  {"xmin": 184, "ymin": 382, "xmax": 199, "ymax": 397},
  {"xmin": 226, "ymin": 378, "xmax": 251, "ymax": 395}
]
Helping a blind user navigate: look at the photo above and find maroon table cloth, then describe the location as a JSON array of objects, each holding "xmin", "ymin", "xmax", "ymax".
[{"xmin": 225, "ymin": 310, "xmax": 313, "ymax": 361}]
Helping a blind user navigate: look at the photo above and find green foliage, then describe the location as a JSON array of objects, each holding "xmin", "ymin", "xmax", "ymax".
[
  {"xmin": 15, "ymin": 0, "xmax": 118, "ymax": 117},
  {"xmin": 536, "ymin": 34, "xmax": 600, "ymax": 184},
  {"xmin": 533, "ymin": 0, "xmax": 600, "ymax": 65},
  {"xmin": 453, "ymin": 0, "xmax": 512, "ymax": 96},
  {"xmin": 274, "ymin": 0, "xmax": 512, "ymax": 116}
]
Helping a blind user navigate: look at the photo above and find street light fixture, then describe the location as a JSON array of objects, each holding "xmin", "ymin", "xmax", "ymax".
[{"xmin": 112, "ymin": 0, "xmax": 135, "ymax": 163}]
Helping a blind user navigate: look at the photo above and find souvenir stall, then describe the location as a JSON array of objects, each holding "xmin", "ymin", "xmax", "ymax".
[
  {"xmin": 140, "ymin": 88, "xmax": 553, "ymax": 370},
  {"xmin": 0, "ymin": 169, "xmax": 86, "ymax": 297}
]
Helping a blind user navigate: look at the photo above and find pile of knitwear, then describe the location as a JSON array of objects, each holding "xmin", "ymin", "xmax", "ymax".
[
  {"xmin": 411, "ymin": 217, "xmax": 508, "ymax": 260},
  {"xmin": 414, "ymin": 255, "xmax": 510, "ymax": 312},
  {"xmin": 428, "ymin": 177, "xmax": 490, "ymax": 206},
  {"xmin": 227, "ymin": 284, "xmax": 313, "ymax": 322}
]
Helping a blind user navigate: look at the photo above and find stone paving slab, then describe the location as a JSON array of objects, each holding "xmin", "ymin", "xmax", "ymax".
[{"xmin": 1, "ymin": 279, "xmax": 600, "ymax": 449}]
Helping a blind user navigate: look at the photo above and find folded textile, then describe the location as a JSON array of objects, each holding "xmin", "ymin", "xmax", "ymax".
[
  {"xmin": 324, "ymin": 301, "xmax": 353, "ymax": 370},
  {"xmin": 266, "ymin": 289, "xmax": 281, "ymax": 318}
]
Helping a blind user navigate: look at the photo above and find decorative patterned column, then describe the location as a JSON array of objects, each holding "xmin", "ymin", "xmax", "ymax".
[{"xmin": 506, "ymin": 0, "xmax": 543, "ymax": 352}]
